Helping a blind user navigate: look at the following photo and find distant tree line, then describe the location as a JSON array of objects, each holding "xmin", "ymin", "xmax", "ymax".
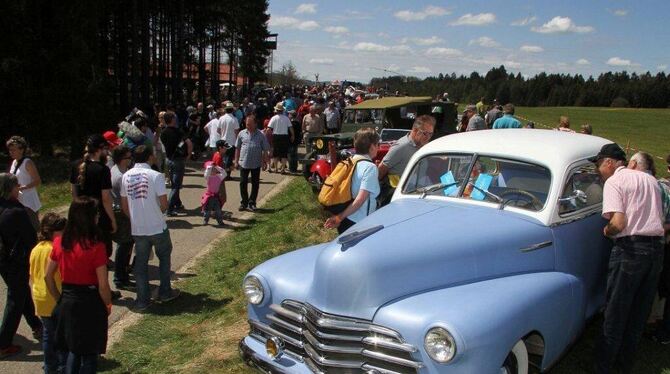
[
  {"xmin": 371, "ymin": 65, "xmax": 670, "ymax": 109},
  {"xmin": 0, "ymin": 0, "xmax": 271, "ymax": 156}
]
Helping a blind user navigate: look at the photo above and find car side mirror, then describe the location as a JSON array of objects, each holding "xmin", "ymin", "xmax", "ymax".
[{"xmin": 558, "ymin": 189, "xmax": 588, "ymax": 205}]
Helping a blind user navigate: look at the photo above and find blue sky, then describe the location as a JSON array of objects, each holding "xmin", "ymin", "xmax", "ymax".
[{"xmin": 267, "ymin": 0, "xmax": 669, "ymax": 82}]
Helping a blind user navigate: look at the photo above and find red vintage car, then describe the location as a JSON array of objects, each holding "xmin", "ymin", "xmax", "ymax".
[{"xmin": 305, "ymin": 128, "xmax": 410, "ymax": 192}]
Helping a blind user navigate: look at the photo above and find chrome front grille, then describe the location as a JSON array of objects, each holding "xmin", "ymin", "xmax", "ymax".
[{"xmin": 249, "ymin": 300, "xmax": 423, "ymax": 374}]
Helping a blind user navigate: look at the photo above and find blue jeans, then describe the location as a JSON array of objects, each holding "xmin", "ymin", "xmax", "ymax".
[
  {"xmin": 65, "ymin": 352, "xmax": 96, "ymax": 374},
  {"xmin": 133, "ymin": 230, "xmax": 174, "ymax": 305},
  {"xmin": 167, "ymin": 158, "xmax": 185, "ymax": 212},
  {"xmin": 113, "ymin": 241, "xmax": 133, "ymax": 285},
  {"xmin": 596, "ymin": 237, "xmax": 664, "ymax": 374},
  {"xmin": 203, "ymin": 197, "xmax": 222, "ymax": 223},
  {"xmin": 41, "ymin": 317, "xmax": 66, "ymax": 374}
]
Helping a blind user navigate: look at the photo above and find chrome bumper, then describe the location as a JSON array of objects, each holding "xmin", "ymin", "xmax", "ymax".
[{"xmin": 239, "ymin": 336, "xmax": 313, "ymax": 374}]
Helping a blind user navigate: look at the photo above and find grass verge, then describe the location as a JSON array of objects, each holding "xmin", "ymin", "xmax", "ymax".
[
  {"xmin": 38, "ymin": 181, "xmax": 71, "ymax": 212},
  {"xmin": 100, "ymin": 178, "xmax": 336, "ymax": 373}
]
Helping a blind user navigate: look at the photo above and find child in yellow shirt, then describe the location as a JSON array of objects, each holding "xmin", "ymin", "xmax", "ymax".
[{"xmin": 29, "ymin": 213, "xmax": 66, "ymax": 374}]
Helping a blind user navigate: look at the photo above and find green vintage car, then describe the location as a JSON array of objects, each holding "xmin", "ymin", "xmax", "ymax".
[
  {"xmin": 342, "ymin": 96, "xmax": 457, "ymax": 137},
  {"xmin": 302, "ymin": 97, "xmax": 457, "ymax": 190}
]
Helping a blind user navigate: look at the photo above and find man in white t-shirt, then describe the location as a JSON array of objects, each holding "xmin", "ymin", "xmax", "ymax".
[
  {"xmin": 267, "ymin": 103, "xmax": 294, "ymax": 173},
  {"xmin": 219, "ymin": 102, "xmax": 240, "ymax": 174},
  {"xmin": 121, "ymin": 145, "xmax": 180, "ymax": 311},
  {"xmin": 204, "ymin": 109, "xmax": 222, "ymax": 157}
]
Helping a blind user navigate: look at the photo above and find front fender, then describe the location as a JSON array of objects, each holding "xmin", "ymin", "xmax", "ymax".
[
  {"xmin": 246, "ymin": 244, "xmax": 326, "ymax": 324},
  {"xmin": 309, "ymin": 159, "xmax": 331, "ymax": 178},
  {"xmin": 373, "ymin": 272, "xmax": 584, "ymax": 373}
]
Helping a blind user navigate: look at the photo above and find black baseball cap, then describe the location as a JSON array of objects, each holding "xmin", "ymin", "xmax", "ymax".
[
  {"xmin": 86, "ymin": 134, "xmax": 108, "ymax": 150},
  {"xmin": 588, "ymin": 143, "xmax": 627, "ymax": 163}
]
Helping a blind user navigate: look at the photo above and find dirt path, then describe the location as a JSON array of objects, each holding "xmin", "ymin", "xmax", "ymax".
[{"xmin": 0, "ymin": 161, "xmax": 296, "ymax": 373}]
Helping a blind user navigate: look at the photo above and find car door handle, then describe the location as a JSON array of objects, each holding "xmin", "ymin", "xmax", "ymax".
[{"xmin": 520, "ymin": 241, "xmax": 553, "ymax": 253}]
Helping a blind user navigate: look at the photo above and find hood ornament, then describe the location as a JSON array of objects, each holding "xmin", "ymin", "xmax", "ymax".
[{"xmin": 337, "ymin": 225, "xmax": 384, "ymax": 251}]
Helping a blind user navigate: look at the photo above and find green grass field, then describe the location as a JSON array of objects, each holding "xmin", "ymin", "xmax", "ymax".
[
  {"xmin": 515, "ymin": 107, "xmax": 670, "ymax": 176},
  {"xmin": 455, "ymin": 105, "xmax": 670, "ymax": 175}
]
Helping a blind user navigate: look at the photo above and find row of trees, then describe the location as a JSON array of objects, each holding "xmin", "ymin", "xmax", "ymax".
[
  {"xmin": 371, "ymin": 66, "xmax": 670, "ymax": 108},
  {"xmin": 1, "ymin": 0, "xmax": 271, "ymax": 156}
]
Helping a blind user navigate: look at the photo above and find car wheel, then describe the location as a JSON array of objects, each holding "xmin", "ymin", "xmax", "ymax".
[
  {"xmin": 500, "ymin": 340, "xmax": 529, "ymax": 374},
  {"xmin": 311, "ymin": 173, "xmax": 323, "ymax": 193}
]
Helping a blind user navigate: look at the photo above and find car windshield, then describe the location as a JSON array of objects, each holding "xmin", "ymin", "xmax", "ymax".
[
  {"xmin": 380, "ymin": 129, "xmax": 410, "ymax": 142},
  {"xmin": 344, "ymin": 109, "xmax": 384, "ymax": 124},
  {"xmin": 402, "ymin": 154, "xmax": 551, "ymax": 211}
]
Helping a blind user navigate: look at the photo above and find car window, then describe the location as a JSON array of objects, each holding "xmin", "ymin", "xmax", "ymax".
[
  {"xmin": 558, "ymin": 163, "xmax": 603, "ymax": 216},
  {"xmin": 402, "ymin": 154, "xmax": 473, "ymax": 195},
  {"xmin": 402, "ymin": 154, "xmax": 551, "ymax": 212}
]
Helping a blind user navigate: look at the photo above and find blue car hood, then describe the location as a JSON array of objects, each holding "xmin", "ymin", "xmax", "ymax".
[{"xmin": 305, "ymin": 198, "xmax": 555, "ymax": 320}]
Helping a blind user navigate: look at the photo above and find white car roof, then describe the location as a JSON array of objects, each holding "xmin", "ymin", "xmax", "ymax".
[
  {"xmin": 417, "ymin": 129, "xmax": 611, "ymax": 171},
  {"xmin": 402, "ymin": 129, "xmax": 613, "ymax": 225}
]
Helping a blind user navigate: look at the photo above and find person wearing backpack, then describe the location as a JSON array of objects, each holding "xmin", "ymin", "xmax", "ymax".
[{"xmin": 324, "ymin": 129, "xmax": 380, "ymax": 234}]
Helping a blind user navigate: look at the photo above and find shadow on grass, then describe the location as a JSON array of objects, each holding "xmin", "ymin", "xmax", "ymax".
[
  {"xmin": 227, "ymin": 217, "xmax": 257, "ymax": 225},
  {"xmin": 144, "ymin": 291, "xmax": 232, "ymax": 316},
  {"xmin": 98, "ymin": 355, "xmax": 123, "ymax": 372}
]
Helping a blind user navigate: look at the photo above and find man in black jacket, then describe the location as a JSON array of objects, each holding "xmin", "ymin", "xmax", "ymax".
[{"xmin": 0, "ymin": 173, "xmax": 40, "ymax": 358}]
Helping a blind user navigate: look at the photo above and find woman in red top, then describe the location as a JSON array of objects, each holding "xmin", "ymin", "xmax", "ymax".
[{"xmin": 45, "ymin": 197, "xmax": 112, "ymax": 374}]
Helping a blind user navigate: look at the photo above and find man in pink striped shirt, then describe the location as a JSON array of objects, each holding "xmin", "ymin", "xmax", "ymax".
[{"xmin": 591, "ymin": 143, "xmax": 664, "ymax": 374}]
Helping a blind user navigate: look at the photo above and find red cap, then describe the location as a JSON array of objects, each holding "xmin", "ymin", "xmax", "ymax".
[{"xmin": 103, "ymin": 131, "xmax": 122, "ymax": 148}]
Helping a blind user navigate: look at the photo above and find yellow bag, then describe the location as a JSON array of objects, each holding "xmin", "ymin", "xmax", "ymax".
[{"xmin": 318, "ymin": 156, "xmax": 372, "ymax": 214}]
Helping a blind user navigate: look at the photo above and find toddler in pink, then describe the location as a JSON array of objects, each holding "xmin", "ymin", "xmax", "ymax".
[{"xmin": 201, "ymin": 161, "xmax": 227, "ymax": 225}]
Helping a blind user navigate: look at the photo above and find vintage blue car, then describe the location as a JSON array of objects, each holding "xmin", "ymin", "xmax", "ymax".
[{"xmin": 240, "ymin": 130, "xmax": 613, "ymax": 373}]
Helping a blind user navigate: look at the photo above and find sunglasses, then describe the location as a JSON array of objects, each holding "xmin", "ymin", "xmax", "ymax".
[{"xmin": 418, "ymin": 129, "xmax": 434, "ymax": 137}]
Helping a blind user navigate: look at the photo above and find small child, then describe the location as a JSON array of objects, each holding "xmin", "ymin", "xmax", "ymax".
[
  {"xmin": 29, "ymin": 213, "xmax": 67, "ymax": 374},
  {"xmin": 201, "ymin": 161, "xmax": 227, "ymax": 225}
]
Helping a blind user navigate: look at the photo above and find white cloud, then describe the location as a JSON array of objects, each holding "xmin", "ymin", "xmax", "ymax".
[
  {"xmin": 353, "ymin": 42, "xmax": 390, "ymax": 52},
  {"xmin": 385, "ymin": 64, "xmax": 401, "ymax": 73},
  {"xmin": 531, "ymin": 16, "xmax": 594, "ymax": 34},
  {"xmin": 425, "ymin": 47, "xmax": 463, "ymax": 57},
  {"xmin": 469, "ymin": 36, "xmax": 500, "ymax": 48},
  {"xmin": 269, "ymin": 16, "xmax": 320, "ymax": 31},
  {"xmin": 324, "ymin": 26, "xmax": 349, "ymax": 34},
  {"xmin": 394, "ymin": 5, "xmax": 450, "ymax": 21},
  {"xmin": 613, "ymin": 9, "xmax": 628, "ymax": 17},
  {"xmin": 351, "ymin": 42, "xmax": 411, "ymax": 54},
  {"xmin": 451, "ymin": 13, "xmax": 496, "ymax": 26},
  {"xmin": 408, "ymin": 66, "xmax": 431, "ymax": 74},
  {"xmin": 391, "ymin": 45, "xmax": 413, "ymax": 53},
  {"xmin": 520, "ymin": 45, "xmax": 544, "ymax": 53},
  {"xmin": 377, "ymin": 32, "xmax": 390, "ymax": 38},
  {"xmin": 576, "ymin": 58, "xmax": 590, "ymax": 65},
  {"xmin": 511, "ymin": 16, "xmax": 537, "ymax": 26},
  {"xmin": 295, "ymin": 3, "xmax": 317, "ymax": 14},
  {"xmin": 504, "ymin": 61, "xmax": 523, "ymax": 69},
  {"xmin": 401, "ymin": 36, "xmax": 444, "ymax": 46},
  {"xmin": 659, "ymin": 64, "xmax": 668, "ymax": 70},
  {"xmin": 607, "ymin": 57, "xmax": 635, "ymax": 67},
  {"xmin": 297, "ymin": 20, "xmax": 319, "ymax": 31},
  {"xmin": 309, "ymin": 58, "xmax": 334, "ymax": 65}
]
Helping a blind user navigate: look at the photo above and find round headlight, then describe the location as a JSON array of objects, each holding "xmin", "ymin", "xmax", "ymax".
[
  {"xmin": 424, "ymin": 327, "xmax": 457, "ymax": 363},
  {"xmin": 243, "ymin": 276, "xmax": 264, "ymax": 305}
]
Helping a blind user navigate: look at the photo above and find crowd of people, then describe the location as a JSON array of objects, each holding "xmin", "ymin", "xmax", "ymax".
[{"xmin": 0, "ymin": 84, "xmax": 668, "ymax": 373}]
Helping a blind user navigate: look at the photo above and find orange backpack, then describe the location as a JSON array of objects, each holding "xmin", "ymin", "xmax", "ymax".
[{"xmin": 318, "ymin": 156, "xmax": 372, "ymax": 214}]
